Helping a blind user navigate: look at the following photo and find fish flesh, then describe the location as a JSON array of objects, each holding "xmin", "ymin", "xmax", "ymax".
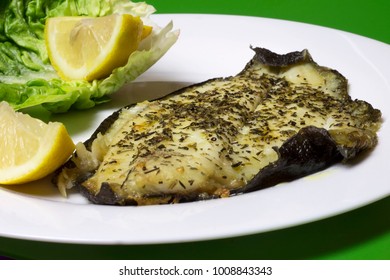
[{"xmin": 54, "ymin": 47, "xmax": 382, "ymax": 205}]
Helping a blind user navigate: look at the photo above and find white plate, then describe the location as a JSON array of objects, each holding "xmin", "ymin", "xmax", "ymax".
[{"xmin": 1, "ymin": 14, "xmax": 389, "ymax": 244}]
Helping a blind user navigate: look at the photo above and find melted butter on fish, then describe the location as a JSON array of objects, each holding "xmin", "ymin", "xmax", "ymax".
[{"xmin": 56, "ymin": 48, "xmax": 381, "ymax": 205}]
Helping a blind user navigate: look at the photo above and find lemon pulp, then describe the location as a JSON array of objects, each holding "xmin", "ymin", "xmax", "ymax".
[
  {"xmin": 0, "ymin": 102, "xmax": 75, "ymax": 185},
  {"xmin": 45, "ymin": 14, "xmax": 152, "ymax": 81}
]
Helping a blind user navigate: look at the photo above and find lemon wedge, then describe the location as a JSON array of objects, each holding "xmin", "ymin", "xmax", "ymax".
[
  {"xmin": 0, "ymin": 102, "xmax": 75, "ymax": 185},
  {"xmin": 45, "ymin": 14, "xmax": 152, "ymax": 81}
]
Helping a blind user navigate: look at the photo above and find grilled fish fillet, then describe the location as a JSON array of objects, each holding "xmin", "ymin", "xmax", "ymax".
[{"xmin": 54, "ymin": 47, "xmax": 381, "ymax": 205}]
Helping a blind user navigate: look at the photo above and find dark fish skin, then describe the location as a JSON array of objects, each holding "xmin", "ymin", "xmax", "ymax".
[
  {"xmin": 53, "ymin": 47, "xmax": 382, "ymax": 205},
  {"xmin": 234, "ymin": 126, "xmax": 343, "ymax": 194}
]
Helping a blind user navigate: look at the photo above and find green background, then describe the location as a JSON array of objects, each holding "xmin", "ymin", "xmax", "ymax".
[
  {"xmin": 151, "ymin": 0, "xmax": 390, "ymax": 44},
  {"xmin": 0, "ymin": 0, "xmax": 389, "ymax": 259}
]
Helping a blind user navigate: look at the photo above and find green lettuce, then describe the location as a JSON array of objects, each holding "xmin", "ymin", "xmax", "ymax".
[{"xmin": 0, "ymin": 0, "xmax": 178, "ymax": 113}]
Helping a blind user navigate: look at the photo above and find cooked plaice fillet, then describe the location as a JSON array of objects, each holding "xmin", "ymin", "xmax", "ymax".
[{"xmin": 54, "ymin": 47, "xmax": 381, "ymax": 205}]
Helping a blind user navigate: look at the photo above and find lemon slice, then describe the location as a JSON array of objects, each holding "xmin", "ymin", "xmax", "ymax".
[
  {"xmin": 0, "ymin": 102, "xmax": 75, "ymax": 185},
  {"xmin": 45, "ymin": 14, "xmax": 152, "ymax": 81}
]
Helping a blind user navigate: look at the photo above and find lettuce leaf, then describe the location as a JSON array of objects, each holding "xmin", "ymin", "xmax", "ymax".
[{"xmin": 0, "ymin": 0, "xmax": 178, "ymax": 113}]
